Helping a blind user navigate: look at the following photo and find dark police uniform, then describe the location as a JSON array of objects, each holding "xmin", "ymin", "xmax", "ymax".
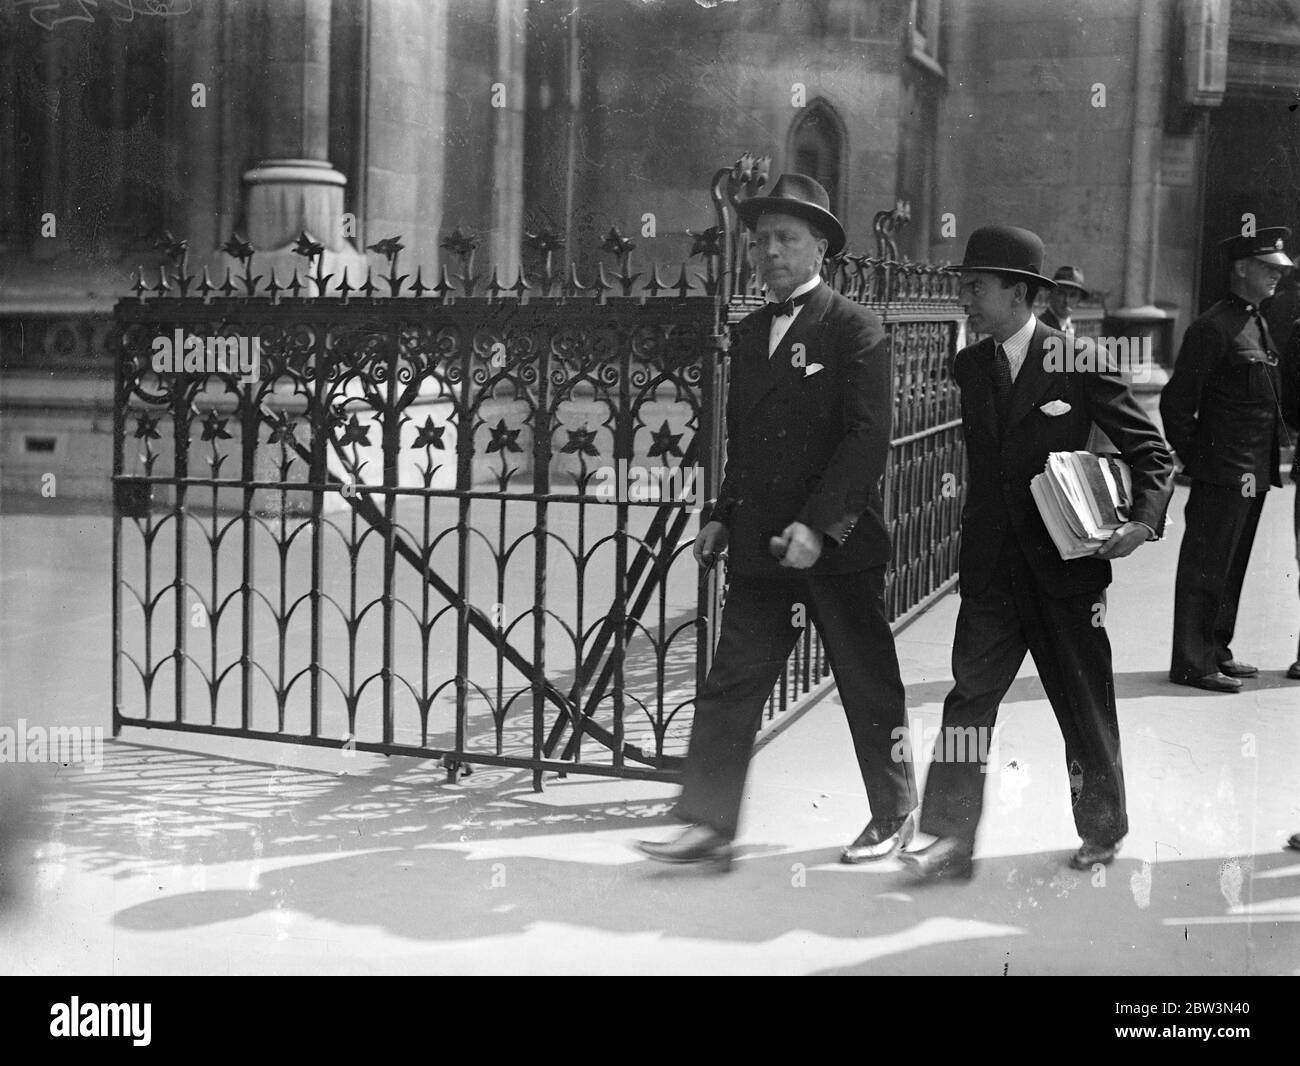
[{"xmin": 1160, "ymin": 229, "xmax": 1295, "ymax": 684}]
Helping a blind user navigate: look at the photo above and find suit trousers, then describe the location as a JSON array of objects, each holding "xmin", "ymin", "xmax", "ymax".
[
  {"xmin": 1170, "ymin": 480, "xmax": 1268, "ymax": 681},
  {"xmin": 673, "ymin": 566, "xmax": 916, "ymax": 839},
  {"xmin": 919, "ymin": 540, "xmax": 1128, "ymax": 848}
]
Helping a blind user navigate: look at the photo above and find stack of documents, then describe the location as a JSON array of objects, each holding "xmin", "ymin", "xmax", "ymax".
[{"xmin": 1030, "ymin": 450, "xmax": 1133, "ymax": 559}]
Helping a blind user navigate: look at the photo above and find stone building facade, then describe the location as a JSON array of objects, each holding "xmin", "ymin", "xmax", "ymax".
[{"xmin": 1, "ymin": 0, "xmax": 1297, "ymax": 503}]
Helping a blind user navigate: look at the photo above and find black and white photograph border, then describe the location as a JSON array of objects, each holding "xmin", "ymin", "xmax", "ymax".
[{"xmin": 0, "ymin": 0, "xmax": 1297, "ymax": 984}]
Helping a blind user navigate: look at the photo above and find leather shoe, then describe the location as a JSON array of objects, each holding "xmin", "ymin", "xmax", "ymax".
[
  {"xmin": 1286, "ymin": 661, "xmax": 1300, "ymax": 680},
  {"xmin": 1070, "ymin": 838, "xmax": 1122, "ymax": 870},
  {"xmin": 634, "ymin": 823, "xmax": 733, "ymax": 872},
  {"xmin": 1286, "ymin": 832, "xmax": 1300, "ymax": 852},
  {"xmin": 898, "ymin": 836, "xmax": 973, "ymax": 882},
  {"xmin": 1173, "ymin": 672, "xmax": 1242, "ymax": 693},
  {"xmin": 1218, "ymin": 659, "xmax": 1258, "ymax": 678},
  {"xmin": 841, "ymin": 812, "xmax": 916, "ymax": 864}
]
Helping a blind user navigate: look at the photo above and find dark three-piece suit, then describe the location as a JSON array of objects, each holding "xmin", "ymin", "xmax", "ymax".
[
  {"xmin": 919, "ymin": 319, "xmax": 1174, "ymax": 847},
  {"xmin": 674, "ymin": 280, "xmax": 916, "ymax": 838}
]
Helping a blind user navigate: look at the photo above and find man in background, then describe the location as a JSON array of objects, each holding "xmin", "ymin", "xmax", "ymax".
[{"xmin": 1040, "ymin": 265, "xmax": 1088, "ymax": 333}]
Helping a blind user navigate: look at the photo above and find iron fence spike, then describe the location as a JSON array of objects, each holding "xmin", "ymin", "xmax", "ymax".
[{"xmin": 673, "ymin": 263, "xmax": 692, "ymax": 297}]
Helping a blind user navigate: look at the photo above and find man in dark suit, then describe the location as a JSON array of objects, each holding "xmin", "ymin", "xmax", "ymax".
[
  {"xmin": 1160, "ymin": 228, "xmax": 1295, "ymax": 691},
  {"xmin": 1040, "ymin": 266, "xmax": 1088, "ymax": 333},
  {"xmin": 901, "ymin": 226, "xmax": 1174, "ymax": 882},
  {"xmin": 635, "ymin": 174, "xmax": 916, "ymax": 870}
]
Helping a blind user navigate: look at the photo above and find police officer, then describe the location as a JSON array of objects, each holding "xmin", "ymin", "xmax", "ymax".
[
  {"xmin": 1041, "ymin": 266, "xmax": 1088, "ymax": 333},
  {"xmin": 1161, "ymin": 227, "xmax": 1295, "ymax": 692}
]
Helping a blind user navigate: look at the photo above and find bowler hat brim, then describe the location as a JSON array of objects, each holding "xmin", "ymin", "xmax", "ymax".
[
  {"xmin": 737, "ymin": 197, "xmax": 846, "ymax": 257},
  {"xmin": 946, "ymin": 264, "xmax": 1057, "ymax": 288}
]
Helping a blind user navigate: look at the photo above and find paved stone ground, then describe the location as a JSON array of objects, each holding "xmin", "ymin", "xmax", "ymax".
[{"xmin": 0, "ymin": 481, "xmax": 1297, "ymax": 975}]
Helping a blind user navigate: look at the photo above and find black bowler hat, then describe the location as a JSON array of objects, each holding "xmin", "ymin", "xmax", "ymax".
[
  {"xmin": 1219, "ymin": 226, "xmax": 1293, "ymax": 267},
  {"xmin": 1051, "ymin": 265, "xmax": 1089, "ymax": 297},
  {"xmin": 947, "ymin": 225, "xmax": 1056, "ymax": 288},
  {"xmin": 736, "ymin": 173, "xmax": 846, "ymax": 256}
]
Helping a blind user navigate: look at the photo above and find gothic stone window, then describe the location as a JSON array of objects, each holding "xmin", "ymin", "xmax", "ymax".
[{"xmin": 788, "ymin": 98, "xmax": 846, "ymax": 221}]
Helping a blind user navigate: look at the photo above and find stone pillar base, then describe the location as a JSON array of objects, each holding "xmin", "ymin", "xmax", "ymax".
[{"xmin": 217, "ymin": 158, "xmax": 370, "ymax": 296}]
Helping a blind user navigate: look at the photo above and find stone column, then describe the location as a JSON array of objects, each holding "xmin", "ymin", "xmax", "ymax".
[
  {"xmin": 1114, "ymin": 0, "xmax": 1172, "ymax": 392},
  {"xmin": 1120, "ymin": 0, "xmax": 1165, "ymax": 313},
  {"xmin": 489, "ymin": 0, "xmax": 527, "ymax": 281},
  {"xmin": 237, "ymin": 0, "xmax": 367, "ymax": 292}
]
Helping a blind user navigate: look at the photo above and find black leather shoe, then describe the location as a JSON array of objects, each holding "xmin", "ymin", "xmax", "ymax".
[
  {"xmin": 1218, "ymin": 659, "xmax": 1258, "ymax": 678},
  {"xmin": 1286, "ymin": 662, "xmax": 1300, "ymax": 680},
  {"xmin": 1286, "ymin": 832, "xmax": 1300, "ymax": 852},
  {"xmin": 634, "ymin": 824, "xmax": 733, "ymax": 871},
  {"xmin": 898, "ymin": 836, "xmax": 973, "ymax": 882},
  {"xmin": 841, "ymin": 812, "xmax": 916, "ymax": 864},
  {"xmin": 1070, "ymin": 838, "xmax": 1122, "ymax": 870},
  {"xmin": 1173, "ymin": 672, "xmax": 1242, "ymax": 693}
]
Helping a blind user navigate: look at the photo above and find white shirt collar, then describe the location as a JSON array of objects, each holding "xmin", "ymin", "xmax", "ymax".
[
  {"xmin": 999, "ymin": 314, "xmax": 1038, "ymax": 378},
  {"xmin": 767, "ymin": 274, "xmax": 822, "ymax": 304}
]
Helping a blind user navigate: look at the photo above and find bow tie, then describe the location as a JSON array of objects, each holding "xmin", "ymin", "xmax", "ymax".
[{"xmin": 763, "ymin": 289, "xmax": 814, "ymax": 320}]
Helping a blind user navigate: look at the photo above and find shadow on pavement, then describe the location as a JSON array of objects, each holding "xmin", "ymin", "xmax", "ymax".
[{"xmin": 11, "ymin": 739, "xmax": 1294, "ymax": 973}]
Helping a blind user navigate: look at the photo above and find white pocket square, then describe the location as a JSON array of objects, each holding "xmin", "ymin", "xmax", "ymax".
[
  {"xmin": 803, "ymin": 363, "xmax": 825, "ymax": 378},
  {"xmin": 1039, "ymin": 400, "xmax": 1072, "ymax": 416}
]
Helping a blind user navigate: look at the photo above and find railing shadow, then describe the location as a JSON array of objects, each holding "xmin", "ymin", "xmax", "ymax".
[{"xmin": 9, "ymin": 740, "xmax": 1296, "ymax": 973}]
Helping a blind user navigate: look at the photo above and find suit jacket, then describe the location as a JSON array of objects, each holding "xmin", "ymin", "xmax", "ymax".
[
  {"xmin": 1039, "ymin": 308, "xmax": 1069, "ymax": 332},
  {"xmin": 1284, "ymin": 319, "xmax": 1300, "ymax": 484},
  {"xmin": 1159, "ymin": 295, "xmax": 1290, "ymax": 489},
  {"xmin": 710, "ymin": 281, "xmax": 892, "ymax": 576},
  {"xmin": 956, "ymin": 319, "xmax": 1174, "ymax": 599}
]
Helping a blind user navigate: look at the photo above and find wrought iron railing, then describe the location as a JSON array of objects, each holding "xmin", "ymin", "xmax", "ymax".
[{"xmin": 110, "ymin": 157, "xmax": 965, "ymax": 786}]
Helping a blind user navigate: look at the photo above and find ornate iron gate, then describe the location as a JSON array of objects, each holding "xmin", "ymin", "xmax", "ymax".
[{"xmin": 111, "ymin": 160, "xmax": 965, "ymax": 788}]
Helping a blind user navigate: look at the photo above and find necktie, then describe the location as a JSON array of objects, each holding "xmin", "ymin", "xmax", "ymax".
[
  {"xmin": 993, "ymin": 343, "xmax": 1014, "ymax": 426},
  {"xmin": 1249, "ymin": 306, "xmax": 1279, "ymax": 364},
  {"xmin": 763, "ymin": 288, "xmax": 814, "ymax": 320}
]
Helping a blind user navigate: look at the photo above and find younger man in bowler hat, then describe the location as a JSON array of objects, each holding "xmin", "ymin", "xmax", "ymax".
[
  {"xmin": 635, "ymin": 174, "xmax": 917, "ymax": 870},
  {"xmin": 1160, "ymin": 227, "xmax": 1295, "ymax": 691},
  {"xmin": 901, "ymin": 226, "xmax": 1173, "ymax": 882}
]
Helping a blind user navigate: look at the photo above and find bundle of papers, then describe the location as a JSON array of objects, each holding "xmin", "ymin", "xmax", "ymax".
[{"xmin": 1030, "ymin": 450, "xmax": 1134, "ymax": 560}]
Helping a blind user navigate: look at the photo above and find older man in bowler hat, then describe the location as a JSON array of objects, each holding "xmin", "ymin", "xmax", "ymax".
[
  {"xmin": 1161, "ymin": 227, "xmax": 1295, "ymax": 691},
  {"xmin": 635, "ymin": 174, "xmax": 917, "ymax": 870},
  {"xmin": 901, "ymin": 225, "xmax": 1174, "ymax": 882},
  {"xmin": 1041, "ymin": 266, "xmax": 1089, "ymax": 334}
]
